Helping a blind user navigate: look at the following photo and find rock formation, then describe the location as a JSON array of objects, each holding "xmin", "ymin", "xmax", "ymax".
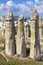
[
  {"xmin": 16, "ymin": 15, "xmax": 26, "ymax": 57},
  {"xmin": 5, "ymin": 9, "xmax": 16, "ymax": 56},
  {"xmin": 30, "ymin": 8, "xmax": 41, "ymax": 60},
  {"xmin": 24, "ymin": 19, "xmax": 30, "ymax": 43}
]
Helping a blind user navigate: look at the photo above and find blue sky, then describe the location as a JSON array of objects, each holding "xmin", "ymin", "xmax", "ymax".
[{"xmin": 0, "ymin": 0, "xmax": 43, "ymax": 18}]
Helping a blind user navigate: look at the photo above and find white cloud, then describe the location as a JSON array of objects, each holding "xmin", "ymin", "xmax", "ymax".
[
  {"xmin": 0, "ymin": 4, "xmax": 5, "ymax": 9},
  {"xmin": 35, "ymin": 0, "xmax": 40, "ymax": 4},
  {"xmin": 17, "ymin": 4, "xmax": 25, "ymax": 9},
  {"xmin": 26, "ymin": 1, "xmax": 34, "ymax": 5},
  {"xmin": 6, "ymin": 0, "xmax": 14, "ymax": 6},
  {"xmin": 17, "ymin": 3, "xmax": 30, "ymax": 11},
  {"xmin": 0, "ymin": 0, "xmax": 43, "ymax": 18},
  {"xmin": 35, "ymin": 4, "xmax": 43, "ymax": 13}
]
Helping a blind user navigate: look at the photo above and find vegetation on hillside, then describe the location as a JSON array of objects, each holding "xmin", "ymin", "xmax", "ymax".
[{"xmin": 0, "ymin": 46, "xmax": 43, "ymax": 65}]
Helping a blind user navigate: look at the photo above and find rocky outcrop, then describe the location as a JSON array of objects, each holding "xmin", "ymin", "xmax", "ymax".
[
  {"xmin": 5, "ymin": 9, "xmax": 16, "ymax": 56},
  {"xmin": 16, "ymin": 15, "xmax": 26, "ymax": 57},
  {"xmin": 30, "ymin": 8, "xmax": 41, "ymax": 60}
]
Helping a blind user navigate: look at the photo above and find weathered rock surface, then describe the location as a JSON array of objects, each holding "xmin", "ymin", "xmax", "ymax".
[
  {"xmin": 5, "ymin": 9, "xmax": 16, "ymax": 56},
  {"xmin": 30, "ymin": 8, "xmax": 41, "ymax": 60},
  {"xmin": 16, "ymin": 15, "xmax": 26, "ymax": 57}
]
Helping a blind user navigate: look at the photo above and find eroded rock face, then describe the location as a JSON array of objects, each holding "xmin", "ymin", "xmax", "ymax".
[
  {"xmin": 30, "ymin": 8, "xmax": 41, "ymax": 60},
  {"xmin": 5, "ymin": 9, "xmax": 16, "ymax": 56},
  {"xmin": 5, "ymin": 9, "xmax": 14, "ymax": 20},
  {"xmin": 31, "ymin": 8, "xmax": 39, "ymax": 21},
  {"xmin": 16, "ymin": 15, "xmax": 26, "ymax": 57},
  {"xmin": 24, "ymin": 20, "xmax": 30, "ymax": 44}
]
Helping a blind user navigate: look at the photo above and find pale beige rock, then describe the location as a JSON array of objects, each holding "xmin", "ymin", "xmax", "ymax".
[
  {"xmin": 30, "ymin": 8, "xmax": 41, "ymax": 60},
  {"xmin": 16, "ymin": 15, "xmax": 26, "ymax": 57},
  {"xmin": 24, "ymin": 20, "xmax": 30, "ymax": 43},
  {"xmin": 30, "ymin": 8, "xmax": 39, "ymax": 22},
  {"xmin": 5, "ymin": 9, "xmax": 16, "ymax": 56},
  {"xmin": 5, "ymin": 9, "xmax": 14, "ymax": 20},
  {"xmin": 39, "ymin": 18, "xmax": 43, "ymax": 54}
]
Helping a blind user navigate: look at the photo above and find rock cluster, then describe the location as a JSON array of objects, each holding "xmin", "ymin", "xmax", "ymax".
[{"xmin": 0, "ymin": 8, "xmax": 42, "ymax": 60}]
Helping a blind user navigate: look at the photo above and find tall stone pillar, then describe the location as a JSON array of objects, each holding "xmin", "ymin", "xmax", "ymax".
[
  {"xmin": 5, "ymin": 9, "xmax": 16, "ymax": 56},
  {"xmin": 30, "ymin": 8, "xmax": 41, "ymax": 60},
  {"xmin": 16, "ymin": 15, "xmax": 26, "ymax": 57},
  {"xmin": 39, "ymin": 18, "xmax": 43, "ymax": 54}
]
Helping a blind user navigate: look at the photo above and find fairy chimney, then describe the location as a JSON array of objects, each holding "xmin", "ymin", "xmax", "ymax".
[
  {"xmin": 5, "ymin": 9, "xmax": 16, "ymax": 56},
  {"xmin": 16, "ymin": 15, "xmax": 26, "ymax": 57}
]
